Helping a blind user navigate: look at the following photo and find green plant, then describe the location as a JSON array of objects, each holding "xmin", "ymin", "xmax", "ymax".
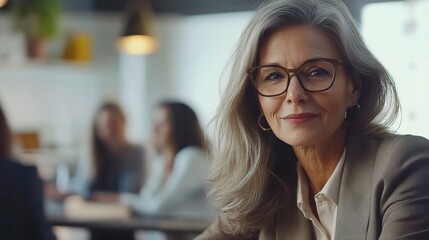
[{"xmin": 11, "ymin": 0, "xmax": 61, "ymax": 39}]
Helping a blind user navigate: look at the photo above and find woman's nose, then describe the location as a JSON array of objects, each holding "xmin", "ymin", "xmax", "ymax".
[{"xmin": 285, "ymin": 76, "xmax": 308, "ymax": 104}]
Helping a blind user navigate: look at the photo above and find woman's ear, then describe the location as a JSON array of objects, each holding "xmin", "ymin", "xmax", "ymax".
[{"xmin": 347, "ymin": 73, "xmax": 362, "ymax": 107}]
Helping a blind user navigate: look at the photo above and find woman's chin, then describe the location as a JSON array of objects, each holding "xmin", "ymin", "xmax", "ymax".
[{"xmin": 277, "ymin": 131, "xmax": 322, "ymax": 148}]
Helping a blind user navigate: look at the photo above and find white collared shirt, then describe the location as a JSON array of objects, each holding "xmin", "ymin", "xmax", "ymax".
[{"xmin": 296, "ymin": 148, "xmax": 346, "ymax": 240}]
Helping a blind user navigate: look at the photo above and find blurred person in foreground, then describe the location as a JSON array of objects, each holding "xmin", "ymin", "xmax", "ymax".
[
  {"xmin": 197, "ymin": 0, "xmax": 429, "ymax": 239},
  {"xmin": 0, "ymin": 103, "xmax": 56, "ymax": 240}
]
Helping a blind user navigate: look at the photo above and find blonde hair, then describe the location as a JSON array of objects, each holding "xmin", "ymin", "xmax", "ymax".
[{"xmin": 208, "ymin": 0, "xmax": 400, "ymax": 233}]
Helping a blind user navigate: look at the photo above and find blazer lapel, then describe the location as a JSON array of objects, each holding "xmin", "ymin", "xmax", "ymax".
[
  {"xmin": 275, "ymin": 204, "xmax": 314, "ymax": 240},
  {"xmin": 335, "ymin": 132, "xmax": 379, "ymax": 239}
]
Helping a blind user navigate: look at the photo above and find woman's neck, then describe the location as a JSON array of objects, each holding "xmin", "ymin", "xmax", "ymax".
[
  {"xmin": 293, "ymin": 126, "xmax": 347, "ymax": 195},
  {"xmin": 161, "ymin": 145, "xmax": 177, "ymax": 163},
  {"xmin": 106, "ymin": 138, "xmax": 129, "ymax": 154}
]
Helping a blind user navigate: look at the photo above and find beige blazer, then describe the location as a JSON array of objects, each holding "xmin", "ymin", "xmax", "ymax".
[{"xmin": 196, "ymin": 132, "xmax": 429, "ymax": 239}]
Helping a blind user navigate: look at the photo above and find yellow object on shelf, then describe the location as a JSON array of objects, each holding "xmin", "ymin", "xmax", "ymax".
[
  {"xmin": 14, "ymin": 132, "xmax": 39, "ymax": 152},
  {"xmin": 62, "ymin": 32, "xmax": 92, "ymax": 63}
]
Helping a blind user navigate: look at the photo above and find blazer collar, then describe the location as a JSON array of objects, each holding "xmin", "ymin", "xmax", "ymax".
[
  {"xmin": 335, "ymin": 131, "xmax": 379, "ymax": 239},
  {"xmin": 268, "ymin": 131, "xmax": 379, "ymax": 240}
]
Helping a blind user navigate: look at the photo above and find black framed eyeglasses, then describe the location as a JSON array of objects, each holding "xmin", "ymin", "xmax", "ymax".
[{"xmin": 247, "ymin": 58, "xmax": 343, "ymax": 97}]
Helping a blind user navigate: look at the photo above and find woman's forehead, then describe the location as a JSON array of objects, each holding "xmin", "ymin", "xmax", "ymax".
[{"xmin": 258, "ymin": 25, "xmax": 340, "ymax": 67}]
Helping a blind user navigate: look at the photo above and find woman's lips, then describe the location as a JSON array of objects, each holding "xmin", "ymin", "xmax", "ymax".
[{"xmin": 282, "ymin": 113, "xmax": 319, "ymax": 124}]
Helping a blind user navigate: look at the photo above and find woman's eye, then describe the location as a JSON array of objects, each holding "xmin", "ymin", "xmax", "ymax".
[
  {"xmin": 308, "ymin": 68, "xmax": 330, "ymax": 77},
  {"xmin": 265, "ymin": 72, "xmax": 285, "ymax": 81}
]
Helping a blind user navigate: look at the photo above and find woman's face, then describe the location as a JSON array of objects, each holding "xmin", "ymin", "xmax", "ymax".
[
  {"xmin": 96, "ymin": 110, "xmax": 125, "ymax": 144},
  {"xmin": 257, "ymin": 25, "xmax": 359, "ymax": 147},
  {"xmin": 152, "ymin": 107, "xmax": 174, "ymax": 151}
]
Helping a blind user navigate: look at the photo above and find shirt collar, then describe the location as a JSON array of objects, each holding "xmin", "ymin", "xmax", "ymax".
[
  {"xmin": 296, "ymin": 162, "xmax": 311, "ymax": 218},
  {"xmin": 321, "ymin": 148, "xmax": 346, "ymax": 204}
]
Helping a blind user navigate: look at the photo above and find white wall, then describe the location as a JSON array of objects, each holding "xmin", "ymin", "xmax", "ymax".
[
  {"xmin": 0, "ymin": 63, "xmax": 100, "ymax": 147},
  {"xmin": 168, "ymin": 12, "xmax": 251, "ymax": 127},
  {"xmin": 0, "ymin": 13, "xmax": 121, "ymax": 151},
  {"xmin": 362, "ymin": 1, "xmax": 429, "ymax": 138}
]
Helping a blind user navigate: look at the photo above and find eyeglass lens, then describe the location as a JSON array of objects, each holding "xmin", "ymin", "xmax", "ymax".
[{"xmin": 251, "ymin": 59, "xmax": 337, "ymax": 96}]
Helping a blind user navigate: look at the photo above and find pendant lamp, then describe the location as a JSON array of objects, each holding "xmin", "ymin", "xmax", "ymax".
[{"xmin": 117, "ymin": 0, "xmax": 158, "ymax": 55}]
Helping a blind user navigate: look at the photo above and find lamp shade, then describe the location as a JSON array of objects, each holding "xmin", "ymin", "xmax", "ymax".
[{"xmin": 117, "ymin": 0, "xmax": 158, "ymax": 55}]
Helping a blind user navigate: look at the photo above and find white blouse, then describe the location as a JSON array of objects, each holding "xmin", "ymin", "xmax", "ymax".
[
  {"xmin": 120, "ymin": 146, "xmax": 214, "ymax": 219},
  {"xmin": 296, "ymin": 148, "xmax": 346, "ymax": 240}
]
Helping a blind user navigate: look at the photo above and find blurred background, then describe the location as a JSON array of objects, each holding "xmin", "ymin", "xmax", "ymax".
[
  {"xmin": 0, "ymin": 0, "xmax": 428, "ymax": 238},
  {"xmin": 0, "ymin": 0, "xmax": 428, "ymax": 194}
]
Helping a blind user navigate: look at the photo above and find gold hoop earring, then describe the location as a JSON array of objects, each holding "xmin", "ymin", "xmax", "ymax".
[{"xmin": 258, "ymin": 114, "xmax": 271, "ymax": 131}]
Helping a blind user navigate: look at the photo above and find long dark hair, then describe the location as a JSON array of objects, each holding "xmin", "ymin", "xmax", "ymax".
[
  {"xmin": 0, "ymin": 104, "xmax": 12, "ymax": 158},
  {"xmin": 91, "ymin": 102, "xmax": 126, "ymax": 177},
  {"xmin": 158, "ymin": 101, "xmax": 206, "ymax": 154}
]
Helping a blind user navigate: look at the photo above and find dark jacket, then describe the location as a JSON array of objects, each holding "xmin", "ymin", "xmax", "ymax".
[{"xmin": 0, "ymin": 158, "xmax": 56, "ymax": 240}]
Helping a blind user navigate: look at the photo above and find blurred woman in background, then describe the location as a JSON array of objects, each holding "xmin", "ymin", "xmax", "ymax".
[
  {"xmin": 0, "ymin": 103, "xmax": 56, "ymax": 240},
  {"xmin": 71, "ymin": 101, "xmax": 146, "ymax": 240},
  {"xmin": 69, "ymin": 101, "xmax": 145, "ymax": 198},
  {"xmin": 121, "ymin": 101, "xmax": 210, "ymax": 216},
  {"xmin": 89, "ymin": 102, "xmax": 145, "ymax": 197},
  {"xmin": 120, "ymin": 101, "xmax": 213, "ymax": 240}
]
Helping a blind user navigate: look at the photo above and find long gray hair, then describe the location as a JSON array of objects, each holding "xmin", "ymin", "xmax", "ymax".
[{"xmin": 208, "ymin": 0, "xmax": 400, "ymax": 233}]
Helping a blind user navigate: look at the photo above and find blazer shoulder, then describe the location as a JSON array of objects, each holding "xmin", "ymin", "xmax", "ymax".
[
  {"xmin": 380, "ymin": 134, "xmax": 429, "ymax": 146},
  {"xmin": 377, "ymin": 134, "xmax": 429, "ymax": 160},
  {"xmin": 368, "ymin": 134, "xmax": 429, "ymax": 239},
  {"xmin": 374, "ymin": 134, "xmax": 429, "ymax": 180}
]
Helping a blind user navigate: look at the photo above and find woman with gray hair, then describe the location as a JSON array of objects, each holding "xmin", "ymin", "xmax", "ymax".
[{"xmin": 197, "ymin": 0, "xmax": 429, "ymax": 239}]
